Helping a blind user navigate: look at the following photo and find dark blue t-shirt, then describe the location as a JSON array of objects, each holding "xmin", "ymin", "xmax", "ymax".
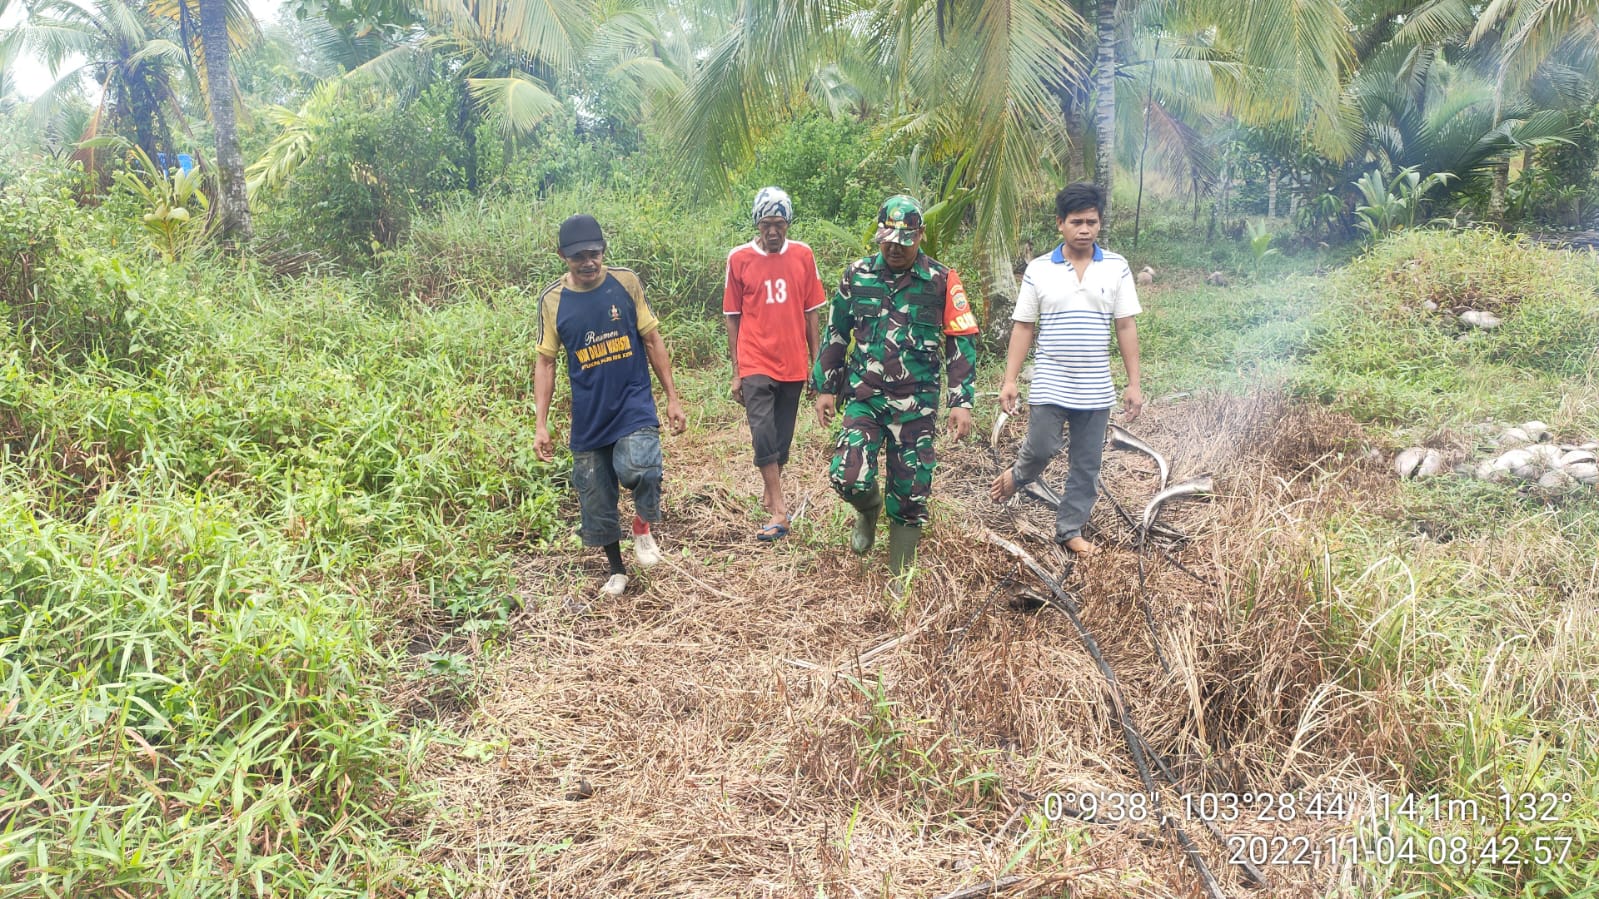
[{"xmin": 536, "ymin": 269, "xmax": 660, "ymax": 452}]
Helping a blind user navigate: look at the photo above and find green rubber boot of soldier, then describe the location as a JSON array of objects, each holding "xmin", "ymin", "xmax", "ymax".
[
  {"xmin": 887, "ymin": 522, "xmax": 922, "ymax": 576},
  {"xmin": 849, "ymin": 487, "xmax": 882, "ymax": 555}
]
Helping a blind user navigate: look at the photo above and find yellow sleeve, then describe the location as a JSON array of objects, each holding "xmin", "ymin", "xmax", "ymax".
[
  {"xmin": 535, "ymin": 282, "xmax": 562, "ymax": 359},
  {"xmin": 614, "ymin": 268, "xmax": 659, "ymax": 336}
]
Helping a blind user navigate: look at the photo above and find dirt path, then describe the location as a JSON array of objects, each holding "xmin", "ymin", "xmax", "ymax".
[{"xmin": 415, "ymin": 394, "xmax": 1380, "ymax": 897}]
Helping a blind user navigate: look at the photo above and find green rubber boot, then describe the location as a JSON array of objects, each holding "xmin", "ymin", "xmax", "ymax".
[
  {"xmin": 887, "ymin": 522, "xmax": 922, "ymax": 576},
  {"xmin": 849, "ymin": 487, "xmax": 882, "ymax": 555}
]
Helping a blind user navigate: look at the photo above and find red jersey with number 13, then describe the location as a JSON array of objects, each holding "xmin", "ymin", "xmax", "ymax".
[{"xmin": 723, "ymin": 239, "xmax": 827, "ymax": 382}]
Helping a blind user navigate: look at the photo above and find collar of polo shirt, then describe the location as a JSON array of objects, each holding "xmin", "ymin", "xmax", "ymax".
[{"xmin": 1051, "ymin": 243, "xmax": 1105, "ymax": 265}]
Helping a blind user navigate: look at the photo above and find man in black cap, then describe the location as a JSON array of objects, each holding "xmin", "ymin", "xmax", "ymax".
[{"xmin": 535, "ymin": 214, "xmax": 687, "ymax": 604}]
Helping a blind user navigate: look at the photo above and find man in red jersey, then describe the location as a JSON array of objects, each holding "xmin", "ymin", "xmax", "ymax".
[{"xmin": 723, "ymin": 186, "xmax": 825, "ymax": 540}]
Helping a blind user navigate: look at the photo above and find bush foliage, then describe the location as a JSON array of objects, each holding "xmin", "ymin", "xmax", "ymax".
[{"xmin": 1, "ymin": 166, "xmax": 575, "ymax": 893}]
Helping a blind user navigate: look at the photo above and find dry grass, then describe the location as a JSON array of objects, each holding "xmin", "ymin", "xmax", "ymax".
[{"xmin": 409, "ymin": 393, "xmax": 1403, "ymax": 897}]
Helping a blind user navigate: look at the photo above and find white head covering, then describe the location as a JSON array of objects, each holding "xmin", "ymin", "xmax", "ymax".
[{"xmin": 752, "ymin": 186, "xmax": 793, "ymax": 225}]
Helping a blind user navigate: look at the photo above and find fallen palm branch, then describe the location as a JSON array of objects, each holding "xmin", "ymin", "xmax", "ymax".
[
  {"xmin": 983, "ymin": 529, "xmax": 1228, "ymax": 899},
  {"xmin": 1135, "ymin": 732, "xmax": 1270, "ymax": 889}
]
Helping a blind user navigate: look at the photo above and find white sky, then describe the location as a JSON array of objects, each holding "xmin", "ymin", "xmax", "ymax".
[{"xmin": 5, "ymin": 0, "xmax": 283, "ymax": 99}]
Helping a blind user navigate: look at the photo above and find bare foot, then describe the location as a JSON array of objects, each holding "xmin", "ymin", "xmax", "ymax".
[
  {"xmin": 989, "ymin": 468, "xmax": 1019, "ymax": 503},
  {"xmin": 1064, "ymin": 536, "xmax": 1097, "ymax": 555}
]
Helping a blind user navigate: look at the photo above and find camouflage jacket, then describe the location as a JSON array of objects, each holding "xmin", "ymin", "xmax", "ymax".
[{"xmin": 813, "ymin": 251, "xmax": 979, "ymax": 410}]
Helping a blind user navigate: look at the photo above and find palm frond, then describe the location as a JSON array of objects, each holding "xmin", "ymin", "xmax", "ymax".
[
  {"xmin": 1206, "ymin": 0, "xmax": 1355, "ymax": 150},
  {"xmin": 125, "ymin": 36, "xmax": 186, "ymax": 67},
  {"xmin": 466, "ymin": 72, "xmax": 562, "ymax": 137},
  {"xmin": 1391, "ymin": 0, "xmax": 1476, "ymax": 48},
  {"xmin": 598, "ymin": 56, "xmax": 684, "ymax": 110},
  {"xmin": 345, "ymin": 42, "xmax": 433, "ymax": 92},
  {"xmin": 147, "ymin": 0, "xmax": 259, "ymax": 50},
  {"xmin": 246, "ymin": 78, "xmax": 343, "ymax": 196},
  {"xmin": 298, "ymin": 13, "xmax": 404, "ymax": 72},
  {"xmin": 24, "ymin": 20, "xmax": 106, "ymax": 72},
  {"xmin": 468, "ymin": 0, "xmax": 595, "ymax": 65},
  {"xmin": 1495, "ymin": 0, "xmax": 1599, "ymax": 86},
  {"xmin": 667, "ymin": 0, "xmax": 862, "ymax": 191},
  {"xmin": 26, "ymin": 62, "xmax": 93, "ymax": 135},
  {"xmin": 808, "ymin": 63, "xmax": 869, "ymax": 118}
]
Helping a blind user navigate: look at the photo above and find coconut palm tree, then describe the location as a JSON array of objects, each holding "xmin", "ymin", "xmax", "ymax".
[
  {"xmin": 668, "ymin": 0, "xmax": 1352, "ymax": 275},
  {"xmin": 670, "ymin": 0, "xmax": 1088, "ymax": 273},
  {"xmin": 195, "ymin": 0, "xmax": 252, "ymax": 239},
  {"xmin": 143, "ymin": 0, "xmax": 259, "ymax": 240},
  {"xmin": 1371, "ymin": 0, "xmax": 1592, "ymax": 221},
  {"xmin": 249, "ymin": 0, "xmax": 682, "ymax": 194},
  {"xmin": 1471, "ymin": 0, "xmax": 1599, "ymax": 86},
  {"xmin": 20, "ymin": 0, "xmax": 188, "ymax": 164}
]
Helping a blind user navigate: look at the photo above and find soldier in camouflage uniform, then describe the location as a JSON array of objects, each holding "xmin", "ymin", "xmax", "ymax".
[{"xmin": 813, "ymin": 195, "xmax": 980, "ymax": 575}]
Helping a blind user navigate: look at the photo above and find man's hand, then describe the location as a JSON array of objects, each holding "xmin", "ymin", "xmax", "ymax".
[
  {"xmin": 948, "ymin": 407, "xmax": 973, "ymax": 442},
  {"xmin": 535, "ymin": 425, "xmax": 555, "ymax": 462},
  {"xmin": 998, "ymin": 381, "xmax": 1020, "ymax": 415},
  {"xmin": 815, "ymin": 393, "xmax": 836, "ymax": 428},
  {"xmin": 667, "ymin": 398, "xmax": 688, "ymax": 434},
  {"xmin": 730, "ymin": 374, "xmax": 744, "ymax": 406},
  {"xmin": 1121, "ymin": 385, "xmax": 1145, "ymax": 422}
]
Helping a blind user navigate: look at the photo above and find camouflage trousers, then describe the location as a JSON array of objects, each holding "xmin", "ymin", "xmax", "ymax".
[{"xmin": 829, "ymin": 393, "xmax": 938, "ymax": 527}]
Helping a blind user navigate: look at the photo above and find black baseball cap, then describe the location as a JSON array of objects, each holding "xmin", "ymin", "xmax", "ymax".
[{"xmin": 558, "ymin": 214, "xmax": 606, "ymax": 255}]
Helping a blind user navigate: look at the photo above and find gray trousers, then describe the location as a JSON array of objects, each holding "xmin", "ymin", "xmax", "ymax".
[{"xmin": 1010, "ymin": 404, "xmax": 1110, "ymax": 543}]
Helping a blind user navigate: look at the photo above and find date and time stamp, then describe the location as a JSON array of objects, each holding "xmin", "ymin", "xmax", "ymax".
[{"xmin": 1041, "ymin": 789, "xmax": 1578, "ymax": 870}]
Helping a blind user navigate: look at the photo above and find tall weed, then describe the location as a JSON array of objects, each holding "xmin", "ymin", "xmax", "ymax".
[{"xmin": 0, "ymin": 195, "xmax": 578, "ymax": 892}]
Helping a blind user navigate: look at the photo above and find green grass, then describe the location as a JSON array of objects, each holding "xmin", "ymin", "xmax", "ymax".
[
  {"xmin": 1136, "ymin": 272, "xmax": 1321, "ymax": 395},
  {"xmin": 6, "ymin": 163, "xmax": 1599, "ymax": 896},
  {"xmin": 1293, "ymin": 228, "xmax": 1599, "ymax": 433},
  {"xmin": 1274, "ymin": 230, "xmax": 1599, "ymax": 895},
  {"xmin": 1, "ymin": 193, "xmax": 574, "ymax": 891}
]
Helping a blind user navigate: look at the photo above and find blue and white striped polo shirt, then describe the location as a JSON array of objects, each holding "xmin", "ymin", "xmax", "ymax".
[{"xmin": 1013, "ymin": 243, "xmax": 1141, "ymax": 409}]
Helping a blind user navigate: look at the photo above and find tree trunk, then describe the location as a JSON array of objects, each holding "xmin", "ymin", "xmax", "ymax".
[
  {"xmin": 1061, "ymin": 83, "xmax": 1085, "ymax": 183},
  {"xmin": 199, "ymin": 0, "xmax": 251, "ymax": 244},
  {"xmin": 1092, "ymin": 0, "xmax": 1116, "ymax": 225},
  {"xmin": 1267, "ymin": 166, "xmax": 1278, "ymax": 219},
  {"xmin": 1489, "ymin": 159, "xmax": 1508, "ymax": 226},
  {"xmin": 456, "ymin": 86, "xmax": 478, "ymax": 192},
  {"xmin": 1219, "ymin": 160, "xmax": 1229, "ymax": 219},
  {"xmin": 124, "ymin": 75, "xmax": 163, "ymax": 165}
]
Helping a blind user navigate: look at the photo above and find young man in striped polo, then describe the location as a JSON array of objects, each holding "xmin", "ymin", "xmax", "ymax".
[{"xmin": 990, "ymin": 183, "xmax": 1144, "ymax": 555}]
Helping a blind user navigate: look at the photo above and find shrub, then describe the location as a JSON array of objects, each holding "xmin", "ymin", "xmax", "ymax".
[
  {"xmin": 0, "ymin": 163, "xmax": 178, "ymax": 371},
  {"xmin": 0, "ymin": 182, "xmax": 584, "ymax": 893},
  {"xmin": 736, "ymin": 109, "xmax": 896, "ymax": 227},
  {"xmin": 255, "ymin": 81, "xmax": 471, "ymax": 263}
]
